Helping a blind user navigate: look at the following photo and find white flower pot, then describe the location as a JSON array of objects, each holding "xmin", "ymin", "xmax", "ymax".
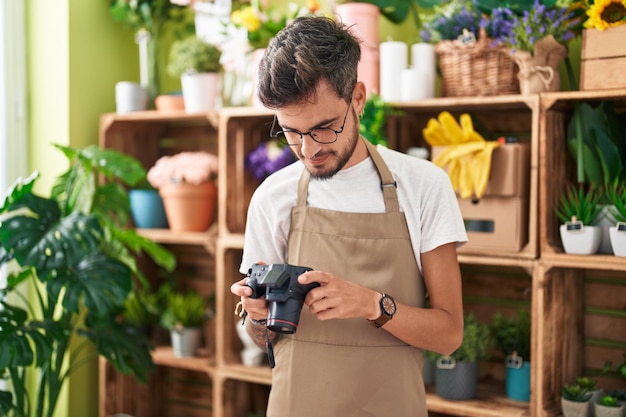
[
  {"xmin": 170, "ymin": 327, "xmax": 202, "ymax": 358},
  {"xmin": 595, "ymin": 205, "xmax": 616, "ymax": 254},
  {"xmin": 181, "ymin": 72, "xmax": 219, "ymax": 113},
  {"xmin": 560, "ymin": 224, "xmax": 602, "ymax": 255},
  {"xmin": 609, "ymin": 225, "xmax": 626, "ymax": 257}
]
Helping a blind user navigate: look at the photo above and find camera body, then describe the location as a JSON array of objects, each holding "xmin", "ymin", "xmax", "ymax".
[{"xmin": 245, "ymin": 263, "xmax": 318, "ymax": 334}]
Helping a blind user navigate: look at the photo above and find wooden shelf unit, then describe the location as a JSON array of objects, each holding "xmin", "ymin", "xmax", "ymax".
[{"xmin": 99, "ymin": 89, "xmax": 626, "ymax": 417}]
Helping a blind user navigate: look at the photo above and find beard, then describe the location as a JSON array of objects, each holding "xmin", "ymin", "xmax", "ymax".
[{"xmin": 298, "ymin": 109, "xmax": 360, "ymax": 180}]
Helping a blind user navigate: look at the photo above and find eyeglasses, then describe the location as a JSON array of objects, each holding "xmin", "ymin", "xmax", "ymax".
[{"xmin": 270, "ymin": 100, "xmax": 352, "ymax": 146}]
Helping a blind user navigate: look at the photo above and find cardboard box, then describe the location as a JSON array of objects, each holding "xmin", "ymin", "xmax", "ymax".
[
  {"xmin": 580, "ymin": 25, "xmax": 626, "ymax": 90},
  {"xmin": 459, "ymin": 196, "xmax": 528, "ymax": 252},
  {"xmin": 432, "ymin": 142, "xmax": 530, "ymax": 198}
]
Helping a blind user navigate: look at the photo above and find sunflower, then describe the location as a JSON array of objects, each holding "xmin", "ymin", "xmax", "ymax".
[{"xmin": 584, "ymin": 0, "xmax": 626, "ymax": 30}]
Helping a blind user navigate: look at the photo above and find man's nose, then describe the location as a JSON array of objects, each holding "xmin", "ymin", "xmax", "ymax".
[{"xmin": 299, "ymin": 134, "xmax": 322, "ymax": 159}]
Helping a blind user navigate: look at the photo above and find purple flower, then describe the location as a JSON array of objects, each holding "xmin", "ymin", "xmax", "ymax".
[{"xmin": 245, "ymin": 140, "xmax": 297, "ymax": 181}]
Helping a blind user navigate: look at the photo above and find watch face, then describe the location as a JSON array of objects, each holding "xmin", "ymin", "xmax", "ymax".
[{"xmin": 382, "ymin": 296, "xmax": 396, "ymax": 316}]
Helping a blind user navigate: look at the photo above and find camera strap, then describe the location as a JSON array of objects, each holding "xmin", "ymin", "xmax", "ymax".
[{"xmin": 266, "ymin": 338, "xmax": 276, "ymax": 368}]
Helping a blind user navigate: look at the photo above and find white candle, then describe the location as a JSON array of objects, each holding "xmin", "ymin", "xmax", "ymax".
[
  {"xmin": 379, "ymin": 41, "xmax": 408, "ymax": 102},
  {"xmin": 401, "ymin": 68, "xmax": 434, "ymax": 101},
  {"xmin": 411, "ymin": 43, "xmax": 435, "ymax": 72}
]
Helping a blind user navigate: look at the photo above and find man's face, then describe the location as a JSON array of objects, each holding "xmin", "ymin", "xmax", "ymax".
[{"xmin": 273, "ymin": 80, "xmax": 360, "ymax": 180}]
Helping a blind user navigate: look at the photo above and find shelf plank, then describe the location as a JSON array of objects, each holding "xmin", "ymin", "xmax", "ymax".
[
  {"xmin": 137, "ymin": 228, "xmax": 214, "ymax": 246},
  {"xmin": 541, "ymin": 253, "xmax": 626, "ymax": 272},
  {"xmin": 152, "ymin": 346, "xmax": 216, "ymax": 376},
  {"xmin": 219, "ymin": 363, "xmax": 272, "ymax": 386},
  {"xmin": 425, "ymin": 384, "xmax": 530, "ymax": 417}
]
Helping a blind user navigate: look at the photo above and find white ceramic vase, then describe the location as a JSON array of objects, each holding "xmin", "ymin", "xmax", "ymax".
[{"xmin": 181, "ymin": 72, "xmax": 219, "ymax": 113}]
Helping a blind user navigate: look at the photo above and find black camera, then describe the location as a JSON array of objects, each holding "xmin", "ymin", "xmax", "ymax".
[{"xmin": 245, "ymin": 263, "xmax": 318, "ymax": 334}]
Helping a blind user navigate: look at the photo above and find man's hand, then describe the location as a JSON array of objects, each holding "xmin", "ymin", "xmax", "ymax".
[{"xmin": 298, "ymin": 271, "xmax": 381, "ymax": 321}]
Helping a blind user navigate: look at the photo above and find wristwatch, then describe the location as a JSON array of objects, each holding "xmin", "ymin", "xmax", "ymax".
[{"xmin": 369, "ymin": 293, "xmax": 396, "ymax": 328}]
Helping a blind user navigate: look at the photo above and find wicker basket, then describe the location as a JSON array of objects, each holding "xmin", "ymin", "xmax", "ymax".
[{"xmin": 435, "ymin": 31, "xmax": 519, "ymax": 97}]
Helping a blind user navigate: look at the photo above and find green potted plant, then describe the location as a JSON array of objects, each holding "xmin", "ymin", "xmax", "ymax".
[
  {"xmin": 120, "ymin": 287, "xmax": 162, "ymax": 336},
  {"xmin": 555, "ymin": 184, "xmax": 603, "ymax": 254},
  {"xmin": 562, "ymin": 382, "xmax": 593, "ymax": 417},
  {"xmin": 567, "ymin": 101, "xmax": 626, "ymax": 253},
  {"xmin": 167, "ymin": 36, "xmax": 222, "ymax": 112},
  {"xmin": 0, "ymin": 144, "xmax": 176, "ymax": 417},
  {"xmin": 606, "ymin": 184, "xmax": 626, "ymax": 256},
  {"xmin": 594, "ymin": 394, "xmax": 624, "ymax": 417},
  {"xmin": 161, "ymin": 286, "xmax": 209, "ymax": 358},
  {"xmin": 434, "ymin": 313, "xmax": 492, "ymax": 401},
  {"xmin": 491, "ymin": 310, "xmax": 531, "ymax": 402}
]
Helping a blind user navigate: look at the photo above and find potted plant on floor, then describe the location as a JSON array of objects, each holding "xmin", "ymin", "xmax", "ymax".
[
  {"xmin": 0, "ymin": 144, "xmax": 176, "ymax": 417},
  {"xmin": 555, "ymin": 184, "xmax": 603, "ymax": 254},
  {"xmin": 606, "ymin": 184, "xmax": 626, "ymax": 256},
  {"xmin": 434, "ymin": 313, "xmax": 492, "ymax": 401},
  {"xmin": 562, "ymin": 380, "xmax": 593, "ymax": 417},
  {"xmin": 491, "ymin": 310, "xmax": 531, "ymax": 402},
  {"xmin": 167, "ymin": 36, "xmax": 222, "ymax": 113},
  {"xmin": 161, "ymin": 286, "xmax": 210, "ymax": 358},
  {"xmin": 147, "ymin": 151, "xmax": 219, "ymax": 232}
]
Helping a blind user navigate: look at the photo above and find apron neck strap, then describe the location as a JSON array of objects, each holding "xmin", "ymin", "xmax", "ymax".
[{"xmin": 296, "ymin": 138, "xmax": 400, "ymax": 212}]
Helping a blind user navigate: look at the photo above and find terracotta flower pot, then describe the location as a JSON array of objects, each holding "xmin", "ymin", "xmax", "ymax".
[{"xmin": 159, "ymin": 181, "xmax": 217, "ymax": 232}]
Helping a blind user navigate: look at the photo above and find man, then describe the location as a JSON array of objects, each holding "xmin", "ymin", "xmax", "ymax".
[{"xmin": 230, "ymin": 16, "xmax": 467, "ymax": 417}]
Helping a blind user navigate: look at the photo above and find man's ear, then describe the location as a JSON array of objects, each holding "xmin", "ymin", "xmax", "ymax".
[{"xmin": 352, "ymin": 81, "xmax": 367, "ymax": 114}]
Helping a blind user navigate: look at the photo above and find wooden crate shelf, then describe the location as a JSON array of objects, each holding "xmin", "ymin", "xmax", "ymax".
[
  {"xmin": 539, "ymin": 89, "xmax": 626, "ymax": 256},
  {"xmin": 99, "ymin": 88, "xmax": 626, "ymax": 417},
  {"xmin": 389, "ymin": 95, "xmax": 540, "ymax": 260},
  {"xmin": 425, "ymin": 382, "xmax": 530, "ymax": 417}
]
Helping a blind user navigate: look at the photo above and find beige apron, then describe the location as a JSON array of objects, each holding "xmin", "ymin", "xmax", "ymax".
[{"xmin": 267, "ymin": 140, "xmax": 427, "ymax": 417}]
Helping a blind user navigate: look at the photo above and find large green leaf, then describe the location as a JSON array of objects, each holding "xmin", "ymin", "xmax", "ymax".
[
  {"xmin": 0, "ymin": 172, "xmax": 38, "ymax": 213},
  {"xmin": 93, "ymin": 181, "xmax": 132, "ymax": 226},
  {"xmin": 358, "ymin": 0, "xmax": 429, "ymax": 24},
  {"xmin": 593, "ymin": 129, "xmax": 623, "ymax": 186},
  {"xmin": 0, "ymin": 195, "xmax": 102, "ymax": 273},
  {"xmin": 0, "ymin": 303, "xmax": 55, "ymax": 369},
  {"xmin": 0, "ymin": 391, "xmax": 13, "ymax": 416},
  {"xmin": 53, "ymin": 144, "xmax": 146, "ymax": 187},
  {"xmin": 81, "ymin": 313, "xmax": 155, "ymax": 384},
  {"xmin": 46, "ymin": 252, "xmax": 131, "ymax": 316}
]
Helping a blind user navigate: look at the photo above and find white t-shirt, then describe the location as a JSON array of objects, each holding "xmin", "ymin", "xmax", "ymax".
[{"xmin": 239, "ymin": 144, "xmax": 467, "ymax": 276}]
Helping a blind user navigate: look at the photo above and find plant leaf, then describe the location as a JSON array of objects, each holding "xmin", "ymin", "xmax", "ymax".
[
  {"xmin": 80, "ymin": 313, "xmax": 155, "ymax": 384},
  {"xmin": 46, "ymin": 252, "xmax": 131, "ymax": 316}
]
